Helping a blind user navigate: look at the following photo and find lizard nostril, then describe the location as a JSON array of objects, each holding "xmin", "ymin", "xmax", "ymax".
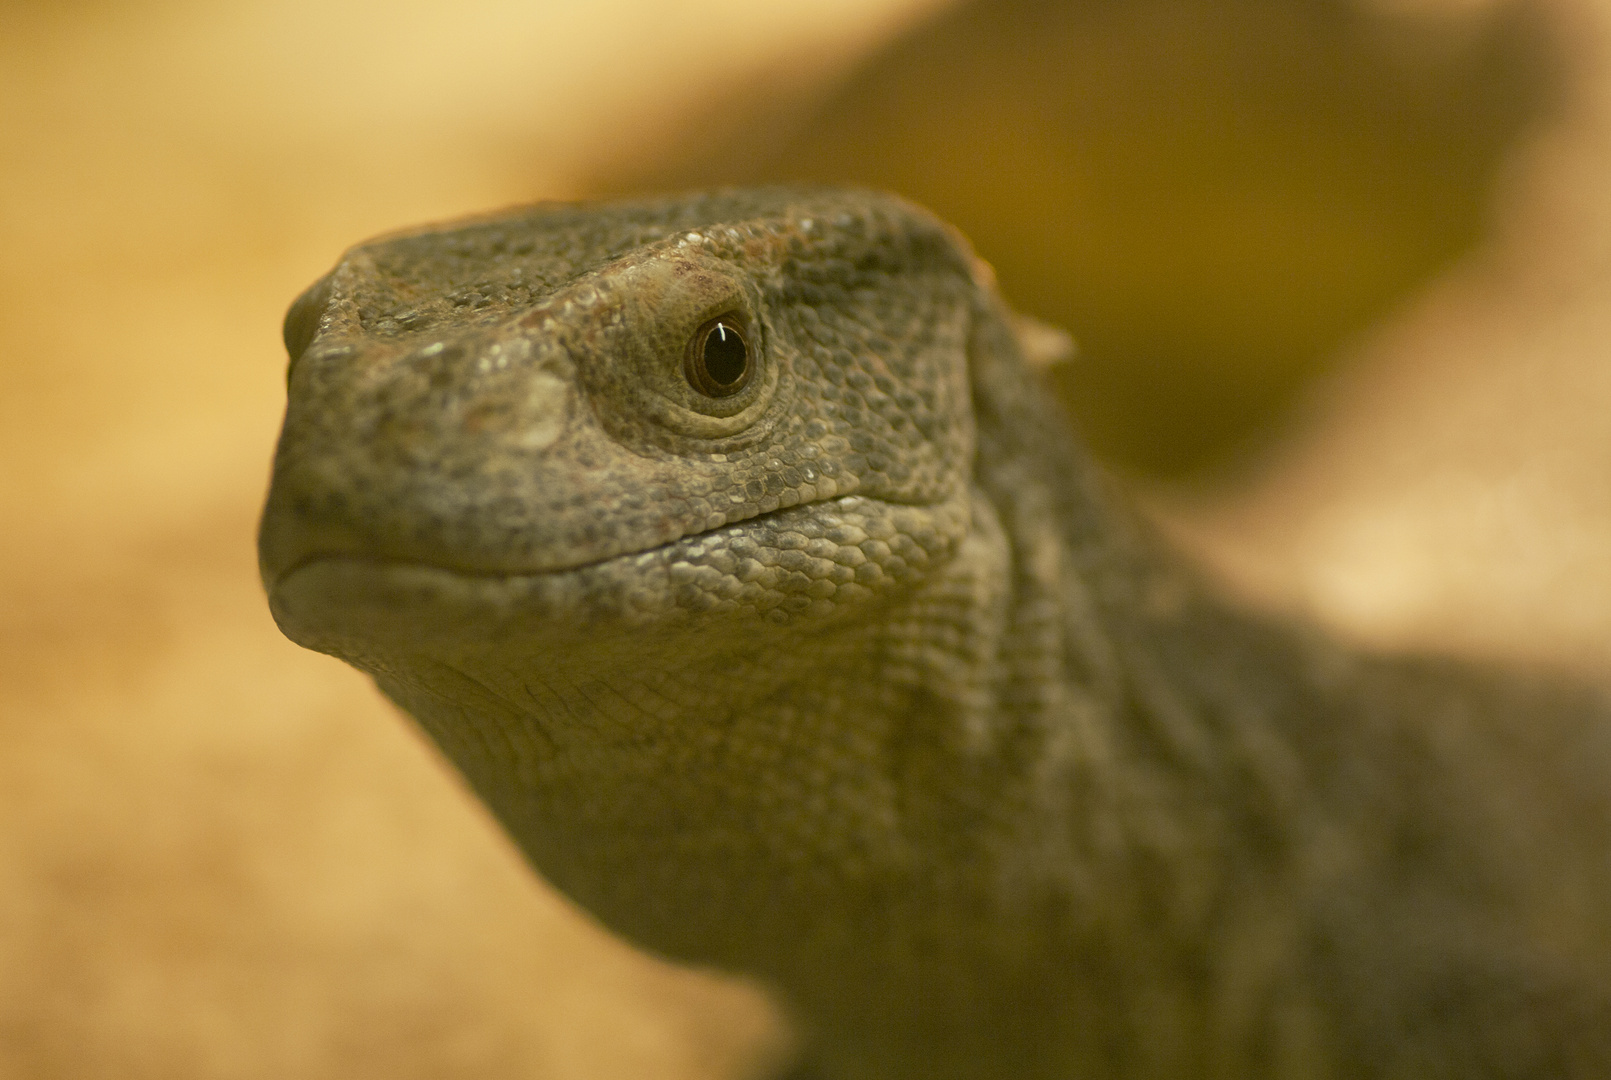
[
  {"xmin": 282, "ymin": 271, "xmax": 334, "ymax": 380},
  {"xmin": 685, "ymin": 314, "xmax": 751, "ymax": 397}
]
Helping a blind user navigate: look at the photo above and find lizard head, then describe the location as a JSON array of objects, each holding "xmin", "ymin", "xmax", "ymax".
[
  {"xmin": 260, "ymin": 189, "xmax": 993, "ymax": 686},
  {"xmin": 258, "ymin": 190, "xmax": 1058, "ymax": 984}
]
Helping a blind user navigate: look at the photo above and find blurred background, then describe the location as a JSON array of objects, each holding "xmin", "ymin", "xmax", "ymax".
[{"xmin": 2, "ymin": 0, "xmax": 1608, "ymax": 1077}]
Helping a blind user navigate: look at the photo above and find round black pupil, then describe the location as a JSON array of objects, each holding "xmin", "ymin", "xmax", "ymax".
[{"xmin": 703, "ymin": 323, "xmax": 748, "ymax": 387}]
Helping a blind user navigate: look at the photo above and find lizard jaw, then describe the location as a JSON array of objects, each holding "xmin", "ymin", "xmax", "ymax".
[{"xmin": 266, "ymin": 493, "xmax": 972, "ymax": 663}]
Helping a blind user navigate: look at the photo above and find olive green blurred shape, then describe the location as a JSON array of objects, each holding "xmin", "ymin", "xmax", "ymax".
[{"xmin": 619, "ymin": 0, "xmax": 1549, "ymax": 477}]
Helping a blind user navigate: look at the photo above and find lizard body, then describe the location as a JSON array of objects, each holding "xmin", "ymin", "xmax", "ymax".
[{"xmin": 259, "ymin": 189, "xmax": 1611, "ymax": 1079}]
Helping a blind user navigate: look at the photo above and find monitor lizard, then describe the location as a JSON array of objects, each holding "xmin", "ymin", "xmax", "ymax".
[{"xmin": 259, "ymin": 188, "xmax": 1611, "ymax": 1079}]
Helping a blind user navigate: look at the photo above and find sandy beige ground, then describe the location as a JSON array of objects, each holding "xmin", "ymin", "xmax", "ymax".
[{"xmin": 1, "ymin": 0, "xmax": 1606, "ymax": 1077}]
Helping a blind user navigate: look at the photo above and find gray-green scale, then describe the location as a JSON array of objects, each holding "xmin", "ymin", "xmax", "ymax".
[{"xmin": 260, "ymin": 188, "xmax": 1611, "ymax": 1079}]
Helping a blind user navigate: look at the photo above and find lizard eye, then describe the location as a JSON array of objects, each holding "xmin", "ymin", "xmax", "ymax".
[{"xmin": 684, "ymin": 315, "xmax": 751, "ymax": 397}]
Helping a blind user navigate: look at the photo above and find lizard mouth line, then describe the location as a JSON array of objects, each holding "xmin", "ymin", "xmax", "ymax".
[
  {"xmin": 270, "ymin": 491, "xmax": 918, "ymax": 594},
  {"xmin": 265, "ymin": 489, "xmax": 956, "ymax": 652}
]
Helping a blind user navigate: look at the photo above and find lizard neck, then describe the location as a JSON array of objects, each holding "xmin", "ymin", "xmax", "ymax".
[{"xmin": 371, "ymin": 301, "xmax": 1309, "ymax": 1031}]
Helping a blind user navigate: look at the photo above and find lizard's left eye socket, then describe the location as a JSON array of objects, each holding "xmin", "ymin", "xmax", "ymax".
[{"xmin": 684, "ymin": 315, "xmax": 751, "ymax": 397}]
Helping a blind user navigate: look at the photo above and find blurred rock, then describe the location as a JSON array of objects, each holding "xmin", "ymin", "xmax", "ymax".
[{"xmin": 611, "ymin": 0, "xmax": 1553, "ymax": 477}]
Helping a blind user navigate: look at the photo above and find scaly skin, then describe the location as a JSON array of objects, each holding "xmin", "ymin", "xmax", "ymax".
[{"xmin": 260, "ymin": 189, "xmax": 1611, "ymax": 1079}]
